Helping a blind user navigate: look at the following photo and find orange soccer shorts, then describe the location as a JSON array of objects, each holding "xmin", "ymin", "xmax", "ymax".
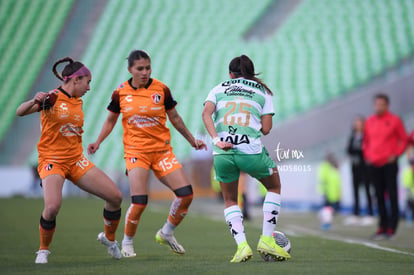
[
  {"xmin": 38, "ymin": 154, "xmax": 95, "ymax": 184},
  {"xmin": 125, "ymin": 149, "xmax": 182, "ymax": 179}
]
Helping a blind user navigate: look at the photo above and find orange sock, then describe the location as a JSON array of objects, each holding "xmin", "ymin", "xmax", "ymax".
[
  {"xmin": 168, "ymin": 194, "xmax": 193, "ymax": 226},
  {"xmin": 103, "ymin": 209, "xmax": 121, "ymax": 242},
  {"xmin": 39, "ymin": 216, "xmax": 56, "ymax": 250},
  {"xmin": 124, "ymin": 203, "xmax": 147, "ymax": 238}
]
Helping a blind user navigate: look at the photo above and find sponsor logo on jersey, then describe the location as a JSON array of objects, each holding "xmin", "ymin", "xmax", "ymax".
[
  {"xmin": 222, "ymin": 79, "xmax": 263, "ymax": 89},
  {"xmin": 221, "ymin": 126, "xmax": 250, "ymax": 145},
  {"xmin": 73, "ymin": 114, "xmax": 81, "ymax": 121},
  {"xmin": 228, "ymin": 126, "xmax": 237, "ymax": 135},
  {"xmin": 128, "ymin": 114, "xmax": 160, "ymax": 128},
  {"xmin": 151, "ymin": 107, "xmax": 162, "ymax": 110},
  {"xmin": 45, "ymin": 164, "xmax": 53, "ymax": 171},
  {"xmin": 221, "ymin": 135, "xmax": 250, "ymax": 145},
  {"xmin": 224, "ymin": 85, "xmax": 254, "ymax": 98},
  {"xmin": 58, "ymin": 103, "xmax": 69, "ymax": 118},
  {"xmin": 151, "ymin": 93, "xmax": 162, "ymax": 104},
  {"xmin": 125, "ymin": 95, "xmax": 133, "ymax": 102},
  {"xmin": 59, "ymin": 123, "xmax": 83, "ymax": 136},
  {"xmin": 139, "ymin": 106, "xmax": 147, "ymax": 112}
]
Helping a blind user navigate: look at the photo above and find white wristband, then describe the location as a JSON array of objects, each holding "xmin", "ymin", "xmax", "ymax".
[{"xmin": 212, "ymin": 137, "xmax": 221, "ymax": 145}]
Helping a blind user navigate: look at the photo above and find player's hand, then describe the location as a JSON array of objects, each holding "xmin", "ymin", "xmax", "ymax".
[
  {"xmin": 33, "ymin": 92, "xmax": 48, "ymax": 104},
  {"xmin": 87, "ymin": 142, "xmax": 100, "ymax": 155},
  {"xmin": 216, "ymin": 141, "xmax": 233, "ymax": 151},
  {"xmin": 193, "ymin": 139, "xmax": 207, "ymax": 150},
  {"xmin": 388, "ymin": 155, "xmax": 396, "ymax": 163}
]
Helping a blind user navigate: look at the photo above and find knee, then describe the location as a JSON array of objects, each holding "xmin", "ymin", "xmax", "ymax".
[
  {"xmin": 43, "ymin": 203, "xmax": 61, "ymax": 220},
  {"xmin": 109, "ymin": 190, "xmax": 123, "ymax": 208},
  {"xmin": 174, "ymin": 185, "xmax": 193, "ymax": 205}
]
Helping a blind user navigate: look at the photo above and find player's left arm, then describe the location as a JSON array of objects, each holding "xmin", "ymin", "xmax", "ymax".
[
  {"xmin": 167, "ymin": 108, "xmax": 206, "ymax": 150},
  {"xmin": 260, "ymin": 115, "xmax": 273, "ymax": 135}
]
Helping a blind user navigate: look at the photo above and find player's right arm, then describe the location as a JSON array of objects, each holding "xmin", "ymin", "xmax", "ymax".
[
  {"xmin": 87, "ymin": 111, "xmax": 119, "ymax": 154},
  {"xmin": 16, "ymin": 92, "xmax": 48, "ymax": 116},
  {"xmin": 202, "ymin": 101, "xmax": 233, "ymax": 151}
]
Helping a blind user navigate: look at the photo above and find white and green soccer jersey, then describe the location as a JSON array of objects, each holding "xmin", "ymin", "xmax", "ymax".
[{"xmin": 205, "ymin": 78, "xmax": 275, "ymax": 155}]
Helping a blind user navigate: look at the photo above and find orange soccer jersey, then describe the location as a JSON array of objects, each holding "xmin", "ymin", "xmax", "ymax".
[
  {"xmin": 107, "ymin": 78, "xmax": 177, "ymax": 156},
  {"xmin": 37, "ymin": 87, "xmax": 84, "ymax": 161}
]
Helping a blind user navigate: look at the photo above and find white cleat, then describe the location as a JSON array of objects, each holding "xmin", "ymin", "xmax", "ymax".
[
  {"xmin": 97, "ymin": 232, "xmax": 122, "ymax": 259},
  {"xmin": 121, "ymin": 240, "xmax": 137, "ymax": 257},
  {"xmin": 35, "ymin": 250, "xmax": 50, "ymax": 264},
  {"xmin": 155, "ymin": 229, "xmax": 185, "ymax": 254}
]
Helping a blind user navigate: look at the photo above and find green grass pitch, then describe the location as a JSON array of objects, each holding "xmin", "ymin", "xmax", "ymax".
[{"xmin": 0, "ymin": 198, "xmax": 413, "ymax": 274}]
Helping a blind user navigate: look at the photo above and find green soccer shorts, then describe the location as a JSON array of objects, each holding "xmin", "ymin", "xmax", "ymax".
[{"xmin": 213, "ymin": 148, "xmax": 276, "ymax": 183}]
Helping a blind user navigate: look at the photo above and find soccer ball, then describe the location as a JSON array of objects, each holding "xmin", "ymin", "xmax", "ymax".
[{"xmin": 261, "ymin": 231, "xmax": 291, "ymax": 262}]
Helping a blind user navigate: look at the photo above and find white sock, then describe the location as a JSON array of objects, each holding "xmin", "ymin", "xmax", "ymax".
[
  {"xmin": 123, "ymin": 234, "xmax": 133, "ymax": 243},
  {"xmin": 161, "ymin": 220, "xmax": 176, "ymax": 236},
  {"xmin": 224, "ymin": 205, "xmax": 246, "ymax": 245},
  {"xmin": 262, "ymin": 192, "xmax": 281, "ymax": 236}
]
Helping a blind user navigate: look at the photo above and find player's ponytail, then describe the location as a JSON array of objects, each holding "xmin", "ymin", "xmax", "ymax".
[
  {"xmin": 229, "ymin": 55, "xmax": 273, "ymax": 95},
  {"xmin": 52, "ymin": 57, "xmax": 90, "ymax": 82}
]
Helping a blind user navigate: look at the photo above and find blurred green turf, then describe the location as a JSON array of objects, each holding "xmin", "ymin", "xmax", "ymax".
[{"xmin": 0, "ymin": 198, "xmax": 413, "ymax": 274}]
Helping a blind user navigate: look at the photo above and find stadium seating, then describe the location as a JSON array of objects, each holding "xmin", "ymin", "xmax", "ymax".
[
  {"xmin": 0, "ymin": 0, "xmax": 74, "ymax": 141},
  {"xmin": 75, "ymin": 0, "xmax": 414, "ymax": 170}
]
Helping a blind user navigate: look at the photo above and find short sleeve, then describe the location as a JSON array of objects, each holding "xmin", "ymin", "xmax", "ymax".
[
  {"xmin": 107, "ymin": 90, "xmax": 121, "ymax": 113},
  {"xmin": 38, "ymin": 91, "xmax": 58, "ymax": 111},
  {"xmin": 204, "ymin": 86, "xmax": 219, "ymax": 105},
  {"xmin": 163, "ymin": 86, "xmax": 177, "ymax": 110},
  {"xmin": 262, "ymin": 92, "xmax": 275, "ymax": 116}
]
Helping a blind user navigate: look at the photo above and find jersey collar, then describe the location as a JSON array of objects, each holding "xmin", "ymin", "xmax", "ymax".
[
  {"xmin": 128, "ymin": 78, "xmax": 153, "ymax": 90},
  {"xmin": 58, "ymin": 87, "xmax": 71, "ymax": 98}
]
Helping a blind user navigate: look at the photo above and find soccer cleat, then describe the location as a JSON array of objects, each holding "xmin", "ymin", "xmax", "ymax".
[
  {"xmin": 257, "ymin": 235, "xmax": 291, "ymax": 261},
  {"xmin": 155, "ymin": 229, "xmax": 185, "ymax": 254},
  {"xmin": 35, "ymin": 249, "xmax": 50, "ymax": 264},
  {"xmin": 230, "ymin": 241, "xmax": 253, "ymax": 263},
  {"xmin": 371, "ymin": 228, "xmax": 388, "ymax": 241},
  {"xmin": 97, "ymin": 232, "xmax": 122, "ymax": 259},
  {"xmin": 121, "ymin": 240, "xmax": 137, "ymax": 258}
]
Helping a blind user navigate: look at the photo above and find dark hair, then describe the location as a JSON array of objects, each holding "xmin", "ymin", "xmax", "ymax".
[
  {"xmin": 52, "ymin": 57, "xmax": 85, "ymax": 82},
  {"xmin": 127, "ymin": 50, "xmax": 151, "ymax": 67},
  {"xmin": 374, "ymin": 93, "xmax": 389, "ymax": 105},
  {"xmin": 229, "ymin": 55, "xmax": 273, "ymax": 95}
]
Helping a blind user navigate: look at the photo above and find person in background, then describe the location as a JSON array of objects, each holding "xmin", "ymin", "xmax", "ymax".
[
  {"xmin": 345, "ymin": 115, "xmax": 375, "ymax": 226},
  {"xmin": 403, "ymin": 130, "xmax": 414, "ymax": 226},
  {"xmin": 402, "ymin": 156, "xmax": 414, "ymax": 226},
  {"xmin": 318, "ymin": 153, "xmax": 341, "ymax": 212},
  {"xmin": 363, "ymin": 94, "xmax": 407, "ymax": 240}
]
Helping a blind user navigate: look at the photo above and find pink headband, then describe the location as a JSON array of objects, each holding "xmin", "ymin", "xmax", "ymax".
[{"xmin": 63, "ymin": 65, "xmax": 91, "ymax": 81}]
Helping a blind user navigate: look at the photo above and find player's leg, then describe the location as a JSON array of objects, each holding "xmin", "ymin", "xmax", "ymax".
[
  {"xmin": 214, "ymin": 154, "xmax": 252, "ymax": 263},
  {"xmin": 121, "ymin": 166, "xmax": 150, "ymax": 257},
  {"xmin": 156, "ymin": 168, "xmax": 193, "ymax": 254},
  {"xmin": 74, "ymin": 164, "xmax": 122, "ymax": 259},
  {"xmin": 385, "ymin": 161, "xmax": 399, "ymax": 237},
  {"xmin": 239, "ymin": 150, "xmax": 290, "ymax": 261},
  {"xmin": 371, "ymin": 165, "xmax": 387, "ymax": 239},
  {"xmin": 36, "ymin": 174, "xmax": 65, "ymax": 264}
]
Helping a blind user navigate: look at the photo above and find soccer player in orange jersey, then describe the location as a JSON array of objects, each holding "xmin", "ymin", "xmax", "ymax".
[
  {"xmin": 16, "ymin": 57, "xmax": 123, "ymax": 264},
  {"xmin": 88, "ymin": 50, "xmax": 206, "ymax": 257}
]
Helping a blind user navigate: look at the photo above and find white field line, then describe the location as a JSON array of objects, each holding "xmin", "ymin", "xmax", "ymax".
[{"xmin": 287, "ymin": 224, "xmax": 414, "ymax": 257}]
